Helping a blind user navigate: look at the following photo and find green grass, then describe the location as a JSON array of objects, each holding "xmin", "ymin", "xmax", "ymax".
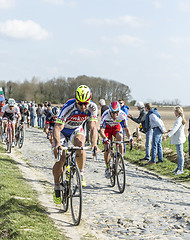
[
  {"xmin": 124, "ymin": 140, "xmax": 190, "ymax": 182},
  {"xmin": 97, "ymin": 134, "xmax": 190, "ymax": 182},
  {"xmin": 0, "ymin": 145, "xmax": 66, "ymax": 240},
  {"xmin": 162, "ymin": 136, "xmax": 189, "ymax": 154}
]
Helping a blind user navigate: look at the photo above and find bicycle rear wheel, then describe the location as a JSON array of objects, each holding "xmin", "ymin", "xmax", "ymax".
[
  {"xmin": 18, "ymin": 127, "xmax": 24, "ymax": 148},
  {"xmin": 60, "ymin": 166, "xmax": 69, "ymax": 212},
  {"xmin": 70, "ymin": 165, "xmax": 82, "ymax": 226},
  {"xmin": 116, "ymin": 153, "xmax": 126, "ymax": 193},
  {"xmin": 109, "ymin": 155, "xmax": 116, "ymax": 187}
]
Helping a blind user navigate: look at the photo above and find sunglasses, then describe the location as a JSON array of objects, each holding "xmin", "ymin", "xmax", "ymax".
[
  {"xmin": 111, "ymin": 111, "xmax": 119, "ymax": 114},
  {"xmin": 77, "ymin": 101, "xmax": 89, "ymax": 106},
  {"xmin": 9, "ymin": 106, "xmax": 14, "ymax": 107},
  {"xmin": 119, "ymin": 102, "xmax": 124, "ymax": 105}
]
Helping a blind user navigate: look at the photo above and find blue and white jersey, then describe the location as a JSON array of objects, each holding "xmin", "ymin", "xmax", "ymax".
[
  {"xmin": 56, "ymin": 98, "xmax": 98, "ymax": 129},
  {"xmin": 100, "ymin": 109, "xmax": 128, "ymax": 128}
]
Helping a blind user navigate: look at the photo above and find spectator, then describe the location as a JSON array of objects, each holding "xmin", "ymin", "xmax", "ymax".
[
  {"xmin": 163, "ymin": 106, "xmax": 186, "ymax": 174},
  {"xmin": 41, "ymin": 102, "xmax": 48, "ymax": 129},
  {"xmin": 36, "ymin": 103, "xmax": 43, "ymax": 128},
  {"xmin": 30, "ymin": 103, "xmax": 37, "ymax": 127},
  {"xmin": 99, "ymin": 99, "xmax": 109, "ymax": 116},
  {"xmin": 128, "ymin": 101, "xmax": 146, "ymax": 133},
  {"xmin": 118, "ymin": 99, "xmax": 129, "ymax": 119},
  {"xmin": 145, "ymin": 103, "xmax": 166, "ymax": 164}
]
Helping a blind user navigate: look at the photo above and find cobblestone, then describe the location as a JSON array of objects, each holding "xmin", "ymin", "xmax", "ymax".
[{"xmin": 15, "ymin": 127, "xmax": 190, "ymax": 239}]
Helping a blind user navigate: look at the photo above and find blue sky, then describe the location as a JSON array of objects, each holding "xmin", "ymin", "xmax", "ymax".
[{"xmin": 0, "ymin": 0, "xmax": 190, "ymax": 105}]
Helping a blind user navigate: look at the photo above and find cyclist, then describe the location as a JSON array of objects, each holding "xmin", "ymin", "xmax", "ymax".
[
  {"xmin": 53, "ymin": 85, "xmax": 99, "ymax": 204},
  {"xmin": 100, "ymin": 101, "xmax": 133, "ymax": 178},
  {"xmin": 2, "ymin": 98, "xmax": 21, "ymax": 147},
  {"xmin": 19, "ymin": 103, "xmax": 30, "ymax": 130},
  {"xmin": 45, "ymin": 106, "xmax": 60, "ymax": 145}
]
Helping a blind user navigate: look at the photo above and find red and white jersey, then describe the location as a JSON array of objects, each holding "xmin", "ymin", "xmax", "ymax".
[
  {"xmin": 2, "ymin": 104, "xmax": 20, "ymax": 115},
  {"xmin": 100, "ymin": 109, "xmax": 128, "ymax": 128}
]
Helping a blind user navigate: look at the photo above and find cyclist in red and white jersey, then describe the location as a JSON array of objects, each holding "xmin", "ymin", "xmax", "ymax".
[
  {"xmin": 100, "ymin": 101, "xmax": 133, "ymax": 178},
  {"xmin": 53, "ymin": 85, "xmax": 99, "ymax": 204},
  {"xmin": 2, "ymin": 98, "xmax": 21, "ymax": 147}
]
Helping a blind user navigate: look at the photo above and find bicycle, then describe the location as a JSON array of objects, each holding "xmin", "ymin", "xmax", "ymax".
[
  {"xmin": 107, "ymin": 140, "xmax": 127, "ymax": 193},
  {"xmin": 6, "ymin": 119, "xmax": 13, "ymax": 153},
  {"xmin": 0, "ymin": 119, "xmax": 3, "ymax": 142},
  {"xmin": 58, "ymin": 145, "xmax": 91, "ymax": 226},
  {"xmin": 15, "ymin": 122, "xmax": 24, "ymax": 148}
]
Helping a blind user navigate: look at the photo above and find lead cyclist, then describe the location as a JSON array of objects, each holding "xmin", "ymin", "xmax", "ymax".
[{"xmin": 53, "ymin": 85, "xmax": 100, "ymax": 204}]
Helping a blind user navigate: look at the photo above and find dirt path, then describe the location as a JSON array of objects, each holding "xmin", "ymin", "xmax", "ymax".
[{"xmin": 8, "ymin": 127, "xmax": 190, "ymax": 240}]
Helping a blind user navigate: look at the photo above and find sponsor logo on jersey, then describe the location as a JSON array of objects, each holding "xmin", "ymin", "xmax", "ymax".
[{"xmin": 67, "ymin": 114, "xmax": 89, "ymax": 122}]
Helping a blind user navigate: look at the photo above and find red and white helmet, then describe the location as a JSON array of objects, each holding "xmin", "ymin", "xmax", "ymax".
[{"xmin": 109, "ymin": 101, "xmax": 120, "ymax": 112}]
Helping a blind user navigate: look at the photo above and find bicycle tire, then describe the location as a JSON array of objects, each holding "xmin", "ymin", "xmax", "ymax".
[
  {"xmin": 60, "ymin": 166, "xmax": 69, "ymax": 212},
  {"xmin": 8, "ymin": 129, "xmax": 12, "ymax": 153},
  {"xmin": 109, "ymin": 154, "xmax": 116, "ymax": 187},
  {"xmin": 15, "ymin": 128, "xmax": 19, "ymax": 147},
  {"xmin": 18, "ymin": 127, "xmax": 24, "ymax": 148},
  {"xmin": 70, "ymin": 165, "xmax": 82, "ymax": 226},
  {"xmin": 116, "ymin": 153, "xmax": 126, "ymax": 193},
  {"xmin": 0, "ymin": 122, "xmax": 3, "ymax": 143}
]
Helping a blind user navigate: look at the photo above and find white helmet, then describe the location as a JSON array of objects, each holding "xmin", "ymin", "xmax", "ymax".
[{"xmin": 8, "ymin": 98, "xmax": 16, "ymax": 107}]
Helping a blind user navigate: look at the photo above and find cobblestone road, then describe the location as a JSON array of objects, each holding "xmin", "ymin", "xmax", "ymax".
[{"xmin": 16, "ymin": 127, "xmax": 190, "ymax": 240}]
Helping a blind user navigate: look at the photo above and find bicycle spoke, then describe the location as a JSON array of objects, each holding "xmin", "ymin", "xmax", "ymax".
[
  {"xmin": 70, "ymin": 165, "xmax": 82, "ymax": 226},
  {"xmin": 109, "ymin": 155, "xmax": 116, "ymax": 187},
  {"xmin": 60, "ymin": 166, "xmax": 69, "ymax": 212},
  {"xmin": 116, "ymin": 153, "xmax": 126, "ymax": 193}
]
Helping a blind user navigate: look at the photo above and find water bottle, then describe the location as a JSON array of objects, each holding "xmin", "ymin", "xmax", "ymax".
[{"xmin": 66, "ymin": 165, "xmax": 70, "ymax": 181}]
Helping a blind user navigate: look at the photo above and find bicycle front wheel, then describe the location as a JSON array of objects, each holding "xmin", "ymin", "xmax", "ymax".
[
  {"xmin": 7, "ymin": 129, "xmax": 12, "ymax": 153},
  {"xmin": 70, "ymin": 165, "xmax": 82, "ymax": 226},
  {"xmin": 116, "ymin": 153, "xmax": 126, "ymax": 193},
  {"xmin": 18, "ymin": 127, "xmax": 24, "ymax": 148},
  {"xmin": 109, "ymin": 155, "xmax": 116, "ymax": 187}
]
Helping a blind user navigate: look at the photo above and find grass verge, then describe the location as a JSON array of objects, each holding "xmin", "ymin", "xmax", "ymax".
[
  {"xmin": 0, "ymin": 145, "xmax": 66, "ymax": 240},
  {"xmin": 98, "ymin": 136, "xmax": 190, "ymax": 183},
  {"xmin": 124, "ymin": 142, "xmax": 190, "ymax": 183}
]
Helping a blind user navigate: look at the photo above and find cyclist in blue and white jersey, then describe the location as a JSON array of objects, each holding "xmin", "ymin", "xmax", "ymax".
[{"xmin": 53, "ymin": 85, "xmax": 99, "ymax": 204}]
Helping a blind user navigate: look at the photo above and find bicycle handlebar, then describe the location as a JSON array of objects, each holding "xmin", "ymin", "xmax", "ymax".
[{"xmin": 61, "ymin": 146, "xmax": 91, "ymax": 151}]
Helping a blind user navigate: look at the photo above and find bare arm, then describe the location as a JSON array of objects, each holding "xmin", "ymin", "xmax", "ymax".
[
  {"xmin": 89, "ymin": 121, "xmax": 98, "ymax": 148},
  {"xmin": 53, "ymin": 123, "xmax": 65, "ymax": 148},
  {"xmin": 99, "ymin": 127, "xmax": 106, "ymax": 140},
  {"xmin": 124, "ymin": 127, "xmax": 131, "ymax": 139}
]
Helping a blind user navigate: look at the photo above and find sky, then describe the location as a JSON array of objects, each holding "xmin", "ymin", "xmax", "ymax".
[{"xmin": 0, "ymin": 0, "xmax": 190, "ymax": 106}]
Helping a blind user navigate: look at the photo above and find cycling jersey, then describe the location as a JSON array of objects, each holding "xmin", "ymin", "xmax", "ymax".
[
  {"xmin": 2, "ymin": 104, "xmax": 20, "ymax": 115},
  {"xmin": 45, "ymin": 112, "xmax": 56, "ymax": 129},
  {"xmin": 20, "ymin": 107, "xmax": 30, "ymax": 123},
  {"xmin": 56, "ymin": 98, "xmax": 97, "ymax": 129},
  {"xmin": 100, "ymin": 109, "xmax": 128, "ymax": 129},
  {"xmin": 2, "ymin": 104, "xmax": 20, "ymax": 122}
]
